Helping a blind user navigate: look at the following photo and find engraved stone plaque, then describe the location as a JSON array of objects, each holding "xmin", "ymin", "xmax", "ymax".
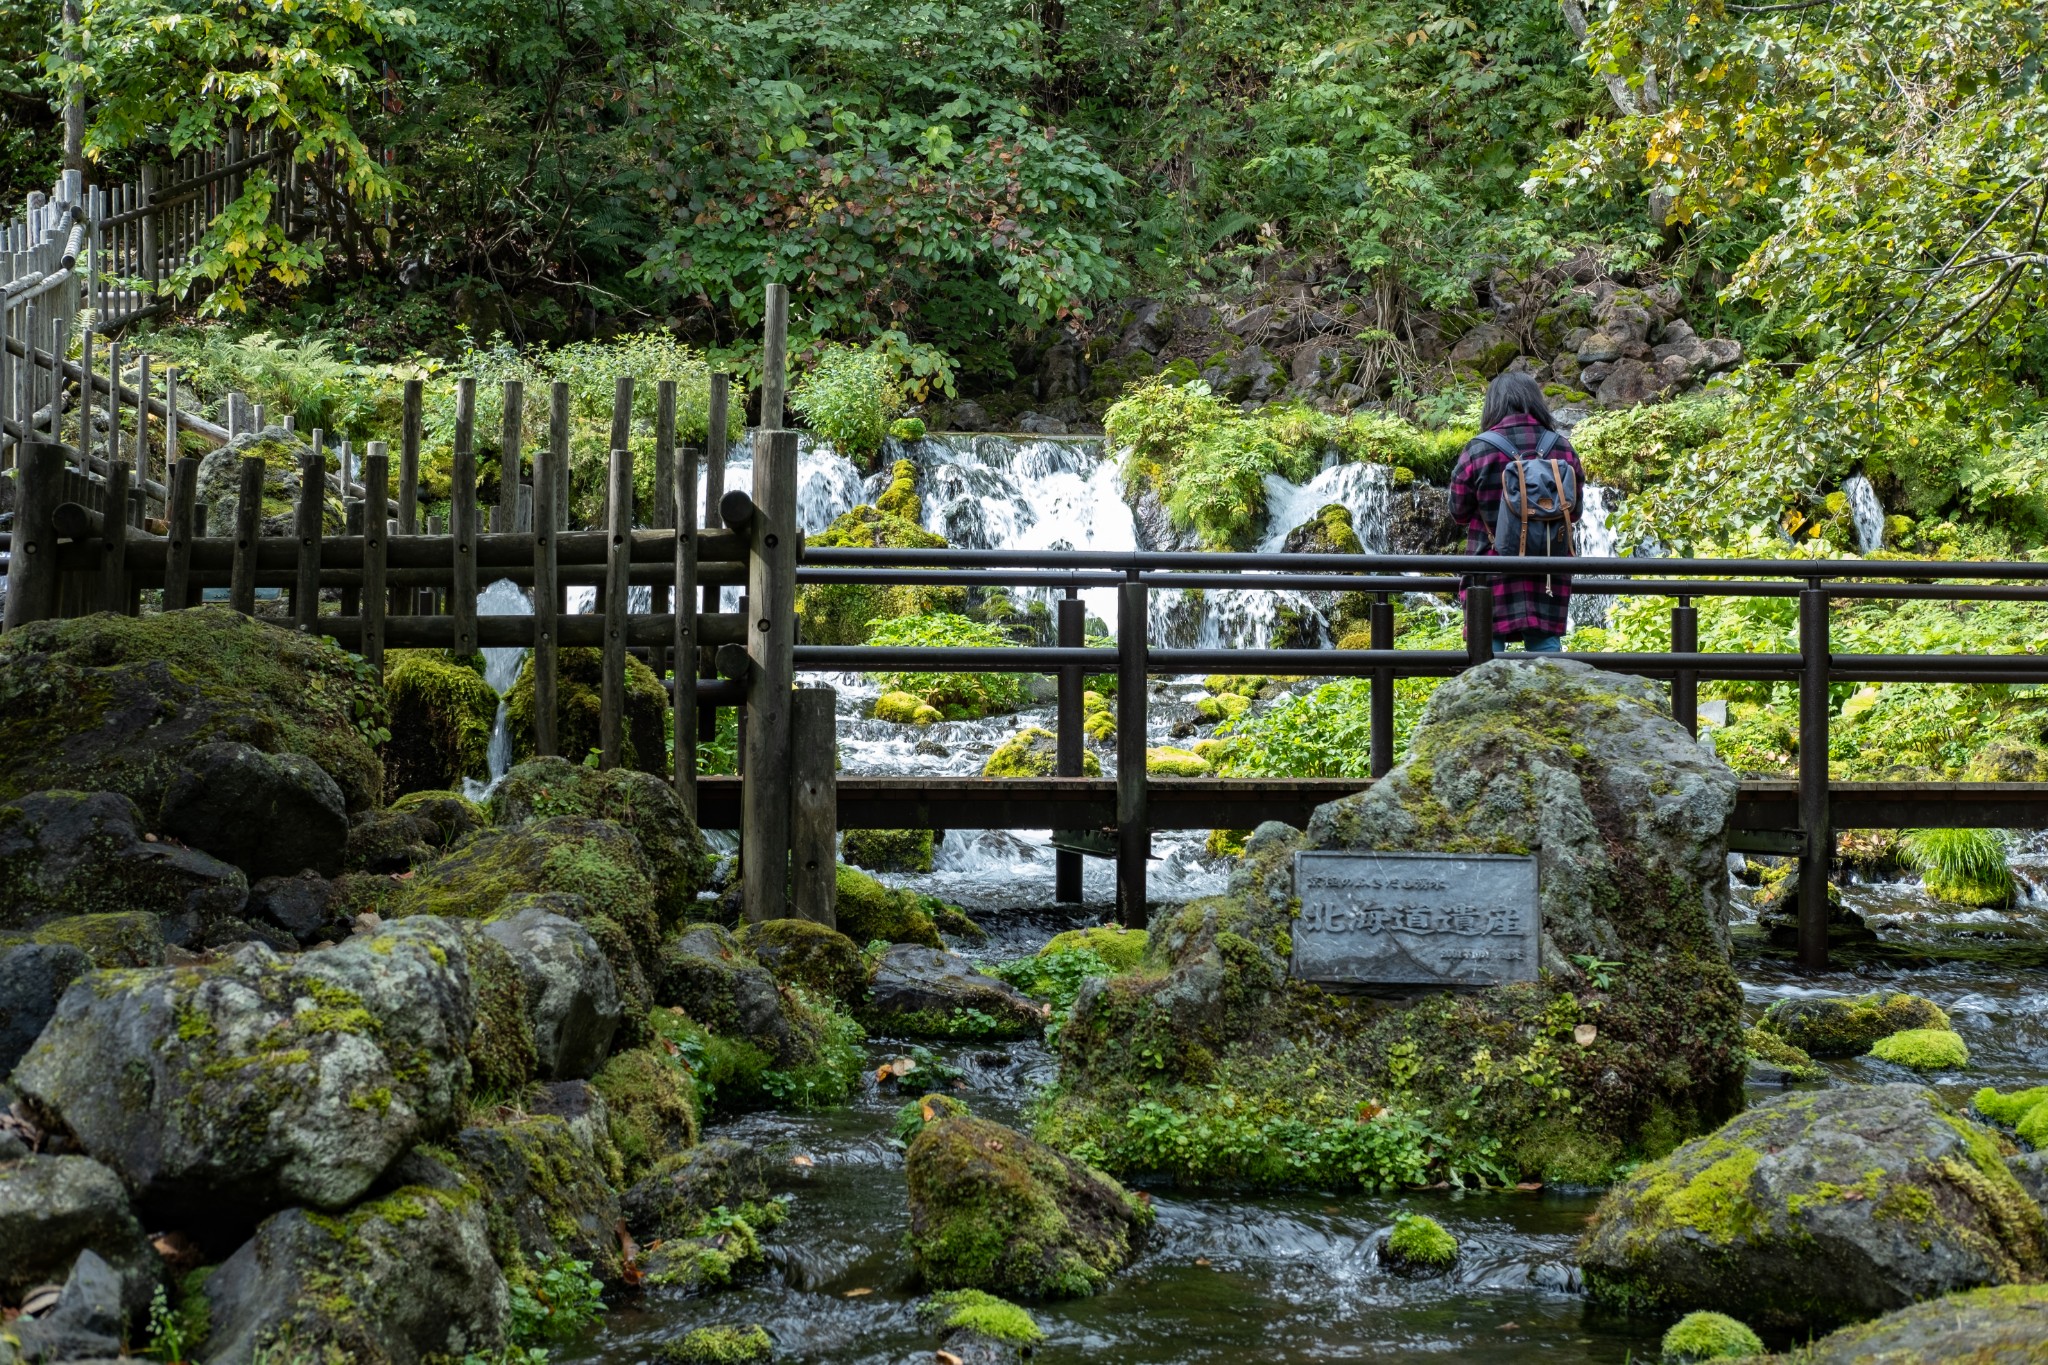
[{"xmin": 1291, "ymin": 850, "xmax": 1540, "ymax": 988}]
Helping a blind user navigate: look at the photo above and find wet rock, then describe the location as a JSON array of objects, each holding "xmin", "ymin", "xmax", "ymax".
[
  {"xmin": 343, "ymin": 809, "xmax": 438, "ymax": 875},
  {"xmin": 949, "ymin": 400, "xmax": 992, "ymax": 431},
  {"xmin": 1016, "ymin": 411, "xmax": 1069, "ymax": 435},
  {"xmin": 737, "ymin": 919, "xmax": 866, "ymax": 1007},
  {"xmin": 1771, "ymin": 1283, "xmax": 2048, "ymax": 1363},
  {"xmin": 525, "ymin": 1078, "xmax": 618, "ymax": 1168},
  {"xmin": 481, "ymin": 905, "xmax": 620, "ymax": 1080},
  {"xmin": 1596, "ymin": 357, "xmax": 1662, "ymax": 409},
  {"xmin": 14, "ymin": 919, "xmax": 475, "ymax": 1229},
  {"xmin": 0, "ymin": 608, "xmax": 387, "ymax": 817},
  {"xmin": 835, "ymin": 864, "xmax": 955, "ymax": 948},
  {"xmin": 1580, "ymin": 1084, "xmax": 2048, "ymax": 1333},
  {"xmin": 9, "ymin": 1248, "xmax": 129, "ymax": 1362},
  {"xmin": 2005, "ymin": 1151, "xmax": 2048, "ymax": 1209},
  {"xmin": 0, "ymin": 944, "xmax": 91, "ymax": 1077},
  {"xmin": 918, "ymin": 1289, "xmax": 1043, "ymax": 1363},
  {"xmin": 621, "ymin": 1137, "xmax": 770, "ymax": 1240},
  {"xmin": 1386, "ymin": 484, "xmax": 1461, "ymax": 556},
  {"xmin": 199, "ymin": 1172, "xmax": 508, "ymax": 1365},
  {"xmin": 0, "ymin": 1157, "xmax": 157, "ymax": 1317},
  {"xmin": 589, "ymin": 1048, "xmax": 699, "ymax": 1182},
  {"xmin": 159, "ymin": 742, "xmax": 349, "ymax": 880},
  {"xmin": 657, "ymin": 924, "xmax": 814, "ymax": 1064},
  {"xmin": 906, "ymin": 1115, "xmax": 1150, "ymax": 1297},
  {"xmin": 0, "ymin": 790, "xmax": 248, "ymax": 946},
  {"xmin": 452, "ymin": 1115, "xmax": 623, "ymax": 1281},
  {"xmin": 655, "ymin": 1325, "xmax": 773, "ymax": 1364},
  {"xmin": 866, "ymin": 945, "xmax": 1048, "ymax": 1040},
  {"xmin": 1757, "ymin": 992, "xmax": 1947, "ymax": 1057},
  {"xmin": 1279, "ymin": 503, "xmax": 1365, "ymax": 556},
  {"xmin": 491, "ymin": 758, "xmax": 709, "ymax": 921},
  {"xmin": 245, "ymin": 870, "xmax": 334, "ymax": 944}
]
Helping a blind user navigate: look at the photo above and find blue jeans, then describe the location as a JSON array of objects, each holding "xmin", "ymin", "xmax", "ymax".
[{"xmin": 1493, "ymin": 630, "xmax": 1564, "ymax": 655}]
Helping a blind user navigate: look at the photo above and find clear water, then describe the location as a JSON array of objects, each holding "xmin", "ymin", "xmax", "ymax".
[{"xmin": 1843, "ymin": 474, "xmax": 1886, "ymax": 556}]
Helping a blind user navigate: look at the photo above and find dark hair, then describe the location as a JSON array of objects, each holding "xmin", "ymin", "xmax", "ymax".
[{"xmin": 1479, "ymin": 371, "xmax": 1555, "ymax": 433}]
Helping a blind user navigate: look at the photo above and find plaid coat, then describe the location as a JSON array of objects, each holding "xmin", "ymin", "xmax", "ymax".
[{"xmin": 1447, "ymin": 414, "xmax": 1585, "ymax": 637}]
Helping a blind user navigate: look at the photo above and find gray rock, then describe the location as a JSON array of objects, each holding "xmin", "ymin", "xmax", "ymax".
[
  {"xmin": 194, "ymin": 427, "xmax": 342, "ymax": 539},
  {"xmin": 0, "ymin": 791, "xmax": 247, "ymax": 946},
  {"xmin": 0, "ymin": 944, "xmax": 90, "ymax": 1077},
  {"xmin": 1386, "ymin": 485, "xmax": 1460, "ymax": 556},
  {"xmin": 10, "ymin": 1249, "xmax": 129, "ymax": 1362},
  {"xmin": 2008, "ymin": 1151, "xmax": 2048, "ymax": 1208},
  {"xmin": 656, "ymin": 923, "xmax": 810, "ymax": 1063},
  {"xmin": 481, "ymin": 906, "xmax": 620, "ymax": 1081},
  {"xmin": 245, "ymin": 871, "xmax": 333, "ymax": 944},
  {"xmin": 1118, "ymin": 300, "xmax": 1173, "ymax": 354},
  {"xmin": 621, "ymin": 1138, "xmax": 771, "ymax": 1239},
  {"xmin": 1576, "ymin": 330, "xmax": 1627, "ymax": 364},
  {"xmin": 1204, "ymin": 345, "xmax": 1279, "ymax": 403},
  {"xmin": 524, "ymin": 1078, "xmax": 614, "ymax": 1161},
  {"xmin": 948, "ymin": 400, "xmax": 991, "ymax": 432},
  {"xmin": 489, "ymin": 758, "xmax": 708, "ymax": 921},
  {"xmin": 0, "ymin": 1158, "xmax": 156, "ymax": 1317},
  {"xmin": 159, "ymin": 741, "xmax": 349, "ymax": 880},
  {"xmin": 1580, "ymin": 1084, "xmax": 2048, "ymax": 1333},
  {"xmin": 1016, "ymin": 411, "xmax": 1069, "ymax": 435},
  {"xmin": 14, "ymin": 920, "xmax": 475, "ymax": 1229},
  {"xmin": 1702, "ymin": 336, "xmax": 1743, "ymax": 371},
  {"xmin": 1448, "ymin": 322, "xmax": 1520, "ymax": 377},
  {"xmin": 1596, "ymin": 357, "xmax": 1661, "ymax": 408},
  {"xmin": 199, "ymin": 1177, "xmax": 508, "ymax": 1365},
  {"xmin": 865, "ymin": 945, "xmax": 1048, "ymax": 1039},
  {"xmin": 452, "ymin": 1116, "xmax": 623, "ymax": 1281},
  {"xmin": 1783, "ymin": 1284, "xmax": 2048, "ymax": 1363}
]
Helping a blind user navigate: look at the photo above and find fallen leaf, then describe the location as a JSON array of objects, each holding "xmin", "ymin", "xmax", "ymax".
[
  {"xmin": 1194, "ymin": 1256, "xmax": 1211, "ymax": 1266},
  {"xmin": 1573, "ymin": 1023, "xmax": 1598, "ymax": 1047},
  {"xmin": 1501, "ymin": 1322, "xmax": 1520, "ymax": 1331},
  {"xmin": 844, "ymin": 1287, "xmax": 873, "ymax": 1297},
  {"xmin": 921, "ymin": 1103, "xmax": 935, "ymax": 1122},
  {"xmin": 142, "ymin": 832, "xmax": 158, "ymax": 843},
  {"xmin": 792, "ymin": 1154, "xmax": 814, "ymax": 1168},
  {"xmin": 985, "ymin": 1138, "xmax": 1004, "ymax": 1151},
  {"xmin": 616, "ymin": 1219, "xmax": 644, "ymax": 1289},
  {"xmin": 1357, "ymin": 1102, "xmax": 1384, "ymax": 1121},
  {"xmin": 1516, "ymin": 1181, "xmax": 1544, "ymax": 1192},
  {"xmin": 937, "ymin": 1352, "xmax": 963, "ymax": 1365}
]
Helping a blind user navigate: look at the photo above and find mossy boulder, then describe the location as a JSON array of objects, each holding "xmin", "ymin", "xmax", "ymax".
[
  {"xmin": 1757, "ymin": 992, "xmax": 1949, "ymax": 1058},
  {"xmin": 640, "ymin": 1198, "xmax": 784, "ymax": 1292},
  {"xmin": 1741, "ymin": 1026, "xmax": 1826, "ymax": 1084},
  {"xmin": 14, "ymin": 917, "xmax": 476, "ymax": 1233},
  {"xmin": 620, "ymin": 1137, "xmax": 771, "ymax": 1241},
  {"xmin": 865, "ymin": 944, "xmax": 1050, "ymax": 1040},
  {"xmin": 491, "ymin": 757, "xmax": 710, "ymax": 920},
  {"xmin": 874, "ymin": 690, "xmax": 945, "ymax": 725},
  {"xmin": 451, "ymin": 1113, "xmax": 625, "ymax": 1282},
  {"xmin": 875, "ymin": 457, "xmax": 922, "ymax": 519},
  {"xmin": 1145, "ymin": 746, "xmax": 1211, "ymax": 777},
  {"xmin": 1041, "ymin": 659, "xmax": 1747, "ymax": 1187},
  {"xmin": 834, "ymin": 864, "xmax": 946, "ymax": 947},
  {"xmin": 1869, "ymin": 1027, "xmax": 1969, "ymax": 1071},
  {"xmin": 383, "ymin": 650, "xmax": 499, "ymax": 799},
  {"xmin": 198, "ymin": 1162, "xmax": 508, "ymax": 1365},
  {"xmin": 905, "ymin": 1115, "xmax": 1151, "ymax": 1298},
  {"xmin": 1381, "ymin": 1212, "xmax": 1458, "ymax": 1273},
  {"xmin": 0, "ymin": 607, "xmax": 387, "ymax": 815},
  {"xmin": 736, "ymin": 918, "xmax": 867, "ymax": 1006},
  {"xmin": 0, "ymin": 790, "xmax": 248, "ymax": 945},
  {"xmin": 654, "ymin": 924, "xmax": 864, "ymax": 1108},
  {"xmin": 195, "ymin": 428, "xmax": 344, "ymax": 536},
  {"xmin": 0, "ymin": 942, "xmax": 91, "ymax": 1076},
  {"xmin": 1963, "ymin": 742, "xmax": 2048, "ymax": 782},
  {"xmin": 1040, "ymin": 926, "xmax": 1147, "ymax": 971},
  {"xmin": 918, "ymin": 1288, "xmax": 1043, "ymax": 1362},
  {"xmin": 895, "ymin": 1092, "xmax": 973, "ymax": 1144},
  {"xmin": 0, "ymin": 910, "xmax": 165, "ymax": 967},
  {"xmin": 480, "ymin": 904, "xmax": 622, "ymax": 1081},
  {"xmin": 1194, "ymin": 691, "xmax": 1250, "ymax": 723},
  {"xmin": 1280, "ymin": 501, "xmax": 1367, "ymax": 556},
  {"xmin": 1660, "ymin": 1311, "xmax": 1764, "ymax": 1362},
  {"xmin": 590, "ymin": 1041, "xmax": 701, "ymax": 1182},
  {"xmin": 1763, "ymin": 1284, "xmax": 2048, "ymax": 1363},
  {"xmin": 0, "ymin": 1155, "xmax": 158, "ymax": 1318},
  {"xmin": 157, "ymin": 740, "xmax": 351, "ymax": 881},
  {"xmin": 1974, "ymin": 1085, "xmax": 2048, "ymax": 1147},
  {"xmin": 984, "ymin": 727, "xmax": 1100, "ymax": 778},
  {"xmin": 504, "ymin": 648, "xmax": 668, "ymax": 773},
  {"xmin": 841, "ymin": 827, "xmax": 936, "ymax": 873},
  {"xmin": 656, "ymin": 1324, "xmax": 774, "ymax": 1364},
  {"xmin": 390, "ymin": 790, "xmax": 489, "ymax": 844},
  {"xmin": 1579, "ymin": 1084, "xmax": 2048, "ymax": 1333},
  {"xmin": 796, "ymin": 504, "xmax": 963, "ymax": 646}
]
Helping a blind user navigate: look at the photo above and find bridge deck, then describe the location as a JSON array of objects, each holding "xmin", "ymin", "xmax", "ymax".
[{"xmin": 693, "ymin": 777, "xmax": 2048, "ymax": 833}]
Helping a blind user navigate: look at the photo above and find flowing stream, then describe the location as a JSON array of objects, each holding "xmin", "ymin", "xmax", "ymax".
[{"xmin": 1843, "ymin": 473, "xmax": 1887, "ymax": 555}]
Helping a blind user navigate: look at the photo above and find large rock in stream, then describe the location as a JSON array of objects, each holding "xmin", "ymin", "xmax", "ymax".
[
  {"xmin": 1764, "ymin": 1283, "xmax": 2048, "ymax": 1363},
  {"xmin": 1579, "ymin": 1084, "xmax": 2048, "ymax": 1333},
  {"xmin": 1041, "ymin": 658, "xmax": 1748, "ymax": 1187}
]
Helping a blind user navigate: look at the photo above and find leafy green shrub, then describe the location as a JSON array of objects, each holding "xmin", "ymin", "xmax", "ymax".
[
  {"xmin": 1570, "ymin": 397, "xmax": 1732, "ymax": 496},
  {"xmin": 792, "ymin": 344, "xmax": 902, "ymax": 465},
  {"xmin": 864, "ymin": 613, "xmax": 1031, "ymax": 718},
  {"xmin": 1900, "ymin": 828, "xmax": 2014, "ymax": 907},
  {"xmin": 507, "ymin": 1254, "xmax": 606, "ymax": 1346}
]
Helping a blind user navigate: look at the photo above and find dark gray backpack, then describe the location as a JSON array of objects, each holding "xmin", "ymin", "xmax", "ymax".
[{"xmin": 1477, "ymin": 429, "xmax": 1578, "ymax": 557}]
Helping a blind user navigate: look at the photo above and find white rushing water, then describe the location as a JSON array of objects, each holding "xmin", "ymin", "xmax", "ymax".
[
  {"xmin": 1844, "ymin": 473, "xmax": 1886, "ymax": 555},
  {"xmin": 462, "ymin": 576, "xmax": 534, "ymax": 800},
  {"xmin": 1569, "ymin": 483, "xmax": 1618, "ymax": 628}
]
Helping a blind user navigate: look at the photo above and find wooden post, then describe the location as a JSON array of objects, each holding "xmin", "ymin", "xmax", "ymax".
[
  {"xmin": 532, "ymin": 429, "xmax": 559, "ymax": 757},
  {"xmin": 294, "ymin": 449, "xmax": 323, "ymax": 631},
  {"xmin": 1798, "ymin": 586, "xmax": 1832, "ymax": 971},
  {"xmin": 1464, "ymin": 574, "xmax": 1493, "ymax": 666},
  {"xmin": 399, "ymin": 378, "xmax": 422, "ymax": 535},
  {"xmin": 651, "ymin": 380, "xmax": 676, "ymax": 684},
  {"xmin": 549, "ymin": 380, "xmax": 571, "ymax": 542},
  {"xmin": 229, "ymin": 455, "xmax": 264, "ymax": 613},
  {"xmin": 99, "ymin": 461, "xmax": 132, "ymax": 614},
  {"xmin": 600, "ymin": 446, "xmax": 633, "ymax": 769},
  {"xmin": 760, "ymin": 284, "xmax": 788, "ymax": 430},
  {"xmin": 497, "ymin": 378, "xmax": 524, "ymax": 532},
  {"xmin": 606, "ymin": 376, "xmax": 633, "ymax": 531},
  {"xmin": 700, "ymin": 373, "xmax": 730, "ymax": 742},
  {"xmin": 139, "ymin": 164, "xmax": 159, "ymax": 300},
  {"xmin": 1672, "ymin": 599, "xmax": 1699, "ymax": 735},
  {"xmin": 362, "ymin": 444, "xmax": 389, "ymax": 671},
  {"xmin": 451, "ymin": 377, "xmax": 478, "ymax": 655},
  {"xmin": 674, "ymin": 433, "xmax": 700, "ymax": 811},
  {"xmin": 790, "ymin": 686, "xmax": 838, "ymax": 927},
  {"xmin": 742, "ymin": 428, "xmax": 799, "ymax": 922},
  {"xmin": 162, "ymin": 456, "xmax": 198, "ymax": 610},
  {"xmin": 1370, "ymin": 594, "xmax": 1395, "ymax": 778},
  {"xmin": 1116, "ymin": 576, "xmax": 1149, "ymax": 928},
  {"xmin": 163, "ymin": 365, "xmax": 179, "ymax": 478},
  {"xmin": 1055, "ymin": 592, "xmax": 1085, "ymax": 903},
  {"xmin": 108, "ymin": 341, "xmax": 124, "ymax": 478},
  {"xmin": 3, "ymin": 442, "xmax": 66, "ymax": 629}
]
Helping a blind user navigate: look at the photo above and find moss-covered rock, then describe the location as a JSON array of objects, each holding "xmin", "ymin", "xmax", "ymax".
[
  {"xmin": 1660, "ymin": 1311, "xmax": 1764, "ymax": 1362},
  {"xmin": 1758, "ymin": 992, "xmax": 1950, "ymax": 1058},
  {"xmin": 590, "ymin": 1041, "xmax": 701, "ymax": 1183},
  {"xmin": 1578, "ymin": 1084, "xmax": 2048, "ymax": 1333},
  {"xmin": 1382, "ymin": 1212, "xmax": 1458, "ymax": 1272},
  {"xmin": 875, "ymin": 457, "xmax": 922, "ymax": 520},
  {"xmin": 491, "ymin": 757, "xmax": 710, "ymax": 921},
  {"xmin": 894, "ymin": 1092, "xmax": 973, "ymax": 1145},
  {"xmin": 906, "ymin": 1115, "xmax": 1151, "ymax": 1298},
  {"xmin": 865, "ymin": 944, "xmax": 1050, "ymax": 1040},
  {"xmin": 389, "ymin": 790, "xmax": 489, "ymax": 846},
  {"xmin": 1765, "ymin": 1284, "xmax": 2048, "ymax": 1363},
  {"xmin": 796, "ymin": 504, "xmax": 963, "ymax": 645},
  {"xmin": 195, "ymin": 428, "xmax": 345, "ymax": 536},
  {"xmin": 1041, "ymin": 659, "xmax": 1748, "ymax": 1188},
  {"xmin": 1869, "ymin": 1027, "xmax": 1969, "ymax": 1071},
  {"xmin": 1280, "ymin": 502, "xmax": 1367, "ymax": 557},
  {"xmin": 1040, "ymin": 926, "xmax": 1147, "ymax": 972},
  {"xmin": 874, "ymin": 690, "xmax": 945, "ymax": 725},
  {"xmin": 0, "ymin": 911, "xmax": 165, "ymax": 968},
  {"xmin": 452, "ymin": 1114, "xmax": 625, "ymax": 1282},
  {"xmin": 655, "ymin": 925, "xmax": 865, "ymax": 1109},
  {"xmin": 0, "ymin": 1155, "xmax": 158, "ymax": 1318},
  {"xmin": 918, "ymin": 1288, "xmax": 1043, "ymax": 1360},
  {"xmin": 504, "ymin": 648, "xmax": 669, "ymax": 773},
  {"xmin": 841, "ymin": 827, "xmax": 936, "ymax": 873},
  {"xmin": 983, "ymin": 727, "xmax": 1101, "ymax": 777},
  {"xmin": 1145, "ymin": 746, "xmax": 1211, "ymax": 776},
  {"xmin": 736, "ymin": 918, "xmax": 867, "ymax": 1006},
  {"xmin": 620, "ymin": 1137, "xmax": 770, "ymax": 1240},
  {"xmin": 1974, "ymin": 1085, "xmax": 2048, "ymax": 1138},
  {"xmin": 656, "ymin": 1324, "xmax": 774, "ymax": 1363},
  {"xmin": 1741, "ymin": 1026, "xmax": 1826, "ymax": 1083},
  {"xmin": 834, "ymin": 864, "xmax": 947, "ymax": 947},
  {"xmin": 1194, "ymin": 691, "xmax": 1250, "ymax": 723},
  {"xmin": 640, "ymin": 1199, "xmax": 785, "ymax": 1292},
  {"xmin": 0, "ymin": 607, "xmax": 386, "ymax": 815},
  {"xmin": 1963, "ymin": 743, "xmax": 2048, "ymax": 783},
  {"xmin": 0, "ymin": 791, "xmax": 248, "ymax": 945},
  {"xmin": 382, "ymin": 650, "xmax": 499, "ymax": 800}
]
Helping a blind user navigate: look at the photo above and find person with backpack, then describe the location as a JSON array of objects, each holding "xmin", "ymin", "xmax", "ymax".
[{"xmin": 1447, "ymin": 372, "xmax": 1586, "ymax": 653}]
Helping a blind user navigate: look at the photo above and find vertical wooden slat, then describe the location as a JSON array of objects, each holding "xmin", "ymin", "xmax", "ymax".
[
  {"xmin": 1798, "ymin": 587, "xmax": 1832, "ymax": 970},
  {"xmin": 162, "ymin": 455, "xmax": 198, "ymax": 611},
  {"xmin": 451, "ymin": 377, "xmax": 478, "ymax": 655},
  {"xmin": 229, "ymin": 455, "xmax": 263, "ymax": 613},
  {"xmin": 760, "ymin": 283, "xmax": 788, "ymax": 430},
  {"xmin": 399, "ymin": 378, "xmax": 422, "ymax": 535},
  {"xmin": 362, "ymin": 444, "xmax": 388, "ymax": 671},
  {"xmin": 1116, "ymin": 577, "xmax": 1149, "ymax": 928},
  {"xmin": 131, "ymin": 353, "xmax": 149, "ymax": 512},
  {"xmin": 790, "ymin": 687, "xmax": 838, "ymax": 927},
  {"xmin": 599, "ymin": 446, "xmax": 633, "ymax": 769},
  {"xmin": 673, "ymin": 433, "xmax": 699, "ymax": 809},
  {"xmin": 651, "ymin": 380, "xmax": 676, "ymax": 685},
  {"xmin": 99, "ymin": 461, "xmax": 131, "ymax": 614},
  {"xmin": 699, "ymin": 372, "xmax": 730, "ymax": 742},
  {"xmin": 1055, "ymin": 593, "xmax": 1085, "ymax": 904},
  {"xmin": 3, "ymin": 442, "xmax": 65, "ymax": 628},
  {"xmin": 532, "ymin": 428, "xmax": 559, "ymax": 758},
  {"xmin": 497, "ymin": 378, "xmax": 524, "ymax": 532},
  {"xmin": 294, "ymin": 448, "xmax": 323, "ymax": 632},
  {"xmin": 742, "ymin": 427, "xmax": 799, "ymax": 922},
  {"xmin": 163, "ymin": 365, "xmax": 179, "ymax": 483},
  {"xmin": 106, "ymin": 339, "xmax": 122, "ymax": 473}
]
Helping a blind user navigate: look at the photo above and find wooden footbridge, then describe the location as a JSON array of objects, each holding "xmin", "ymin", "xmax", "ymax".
[{"xmin": 7, "ymin": 246, "xmax": 2048, "ymax": 970}]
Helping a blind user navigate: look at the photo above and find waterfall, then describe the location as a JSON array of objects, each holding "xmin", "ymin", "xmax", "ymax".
[
  {"xmin": 1844, "ymin": 474, "xmax": 1886, "ymax": 555},
  {"xmin": 462, "ymin": 577, "xmax": 534, "ymax": 800},
  {"xmin": 1569, "ymin": 484, "xmax": 1619, "ymax": 628}
]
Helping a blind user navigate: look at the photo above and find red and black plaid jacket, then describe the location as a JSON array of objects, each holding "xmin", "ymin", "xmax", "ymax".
[{"xmin": 1447, "ymin": 414, "xmax": 1585, "ymax": 637}]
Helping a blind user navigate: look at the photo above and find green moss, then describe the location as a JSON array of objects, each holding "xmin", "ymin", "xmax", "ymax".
[
  {"xmin": 1758, "ymin": 992, "xmax": 1951, "ymax": 1057},
  {"xmin": 388, "ymin": 790, "xmax": 489, "ymax": 844},
  {"xmin": 918, "ymin": 1289, "xmax": 1044, "ymax": 1345},
  {"xmin": 894, "ymin": 1092, "xmax": 974, "ymax": 1144},
  {"xmin": 796, "ymin": 504, "xmax": 963, "ymax": 645},
  {"xmin": 841, "ymin": 828, "xmax": 936, "ymax": 874},
  {"xmin": 834, "ymin": 864, "xmax": 946, "ymax": 947},
  {"xmin": 655, "ymin": 1324, "xmax": 773, "ymax": 1364},
  {"xmin": 1041, "ymin": 926, "xmax": 1147, "ymax": 972},
  {"xmin": 1869, "ymin": 1028, "xmax": 1970, "ymax": 1070},
  {"xmin": 503, "ymin": 648, "xmax": 669, "ymax": 771},
  {"xmin": 642, "ymin": 1202, "xmax": 784, "ymax": 1291},
  {"xmin": 1973, "ymin": 1085, "xmax": 2048, "ymax": 1128},
  {"xmin": 1195, "ymin": 692, "xmax": 1251, "ymax": 723},
  {"xmin": 875, "ymin": 458, "xmax": 922, "ymax": 520},
  {"xmin": 984, "ymin": 727, "xmax": 1101, "ymax": 777},
  {"xmin": 1144, "ymin": 746, "xmax": 1211, "ymax": 777},
  {"xmin": 736, "ymin": 918, "xmax": 868, "ymax": 1004},
  {"xmin": 381, "ymin": 650, "xmax": 499, "ymax": 800},
  {"xmin": 590, "ymin": 1042, "xmax": 701, "ymax": 1182},
  {"xmin": 1660, "ymin": 1310, "xmax": 1764, "ymax": 1362},
  {"xmin": 873, "ymin": 690, "xmax": 945, "ymax": 725},
  {"xmin": 1742, "ymin": 1026, "xmax": 1828, "ymax": 1082},
  {"xmin": 1383, "ymin": 1213, "xmax": 1458, "ymax": 1271},
  {"xmin": 3, "ymin": 911, "xmax": 164, "ymax": 967},
  {"xmin": 490, "ymin": 757, "xmax": 709, "ymax": 922},
  {"xmin": 1900, "ymin": 827, "xmax": 2016, "ymax": 907}
]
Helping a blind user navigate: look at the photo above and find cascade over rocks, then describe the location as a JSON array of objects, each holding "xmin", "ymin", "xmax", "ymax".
[
  {"xmin": 0, "ymin": 791, "xmax": 248, "ymax": 945},
  {"xmin": 158, "ymin": 742, "xmax": 350, "ymax": 880},
  {"xmin": 1043, "ymin": 658, "xmax": 1747, "ymax": 1186},
  {"xmin": 1579, "ymin": 1084, "xmax": 2048, "ymax": 1333},
  {"xmin": 14, "ymin": 918, "xmax": 476, "ymax": 1230}
]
